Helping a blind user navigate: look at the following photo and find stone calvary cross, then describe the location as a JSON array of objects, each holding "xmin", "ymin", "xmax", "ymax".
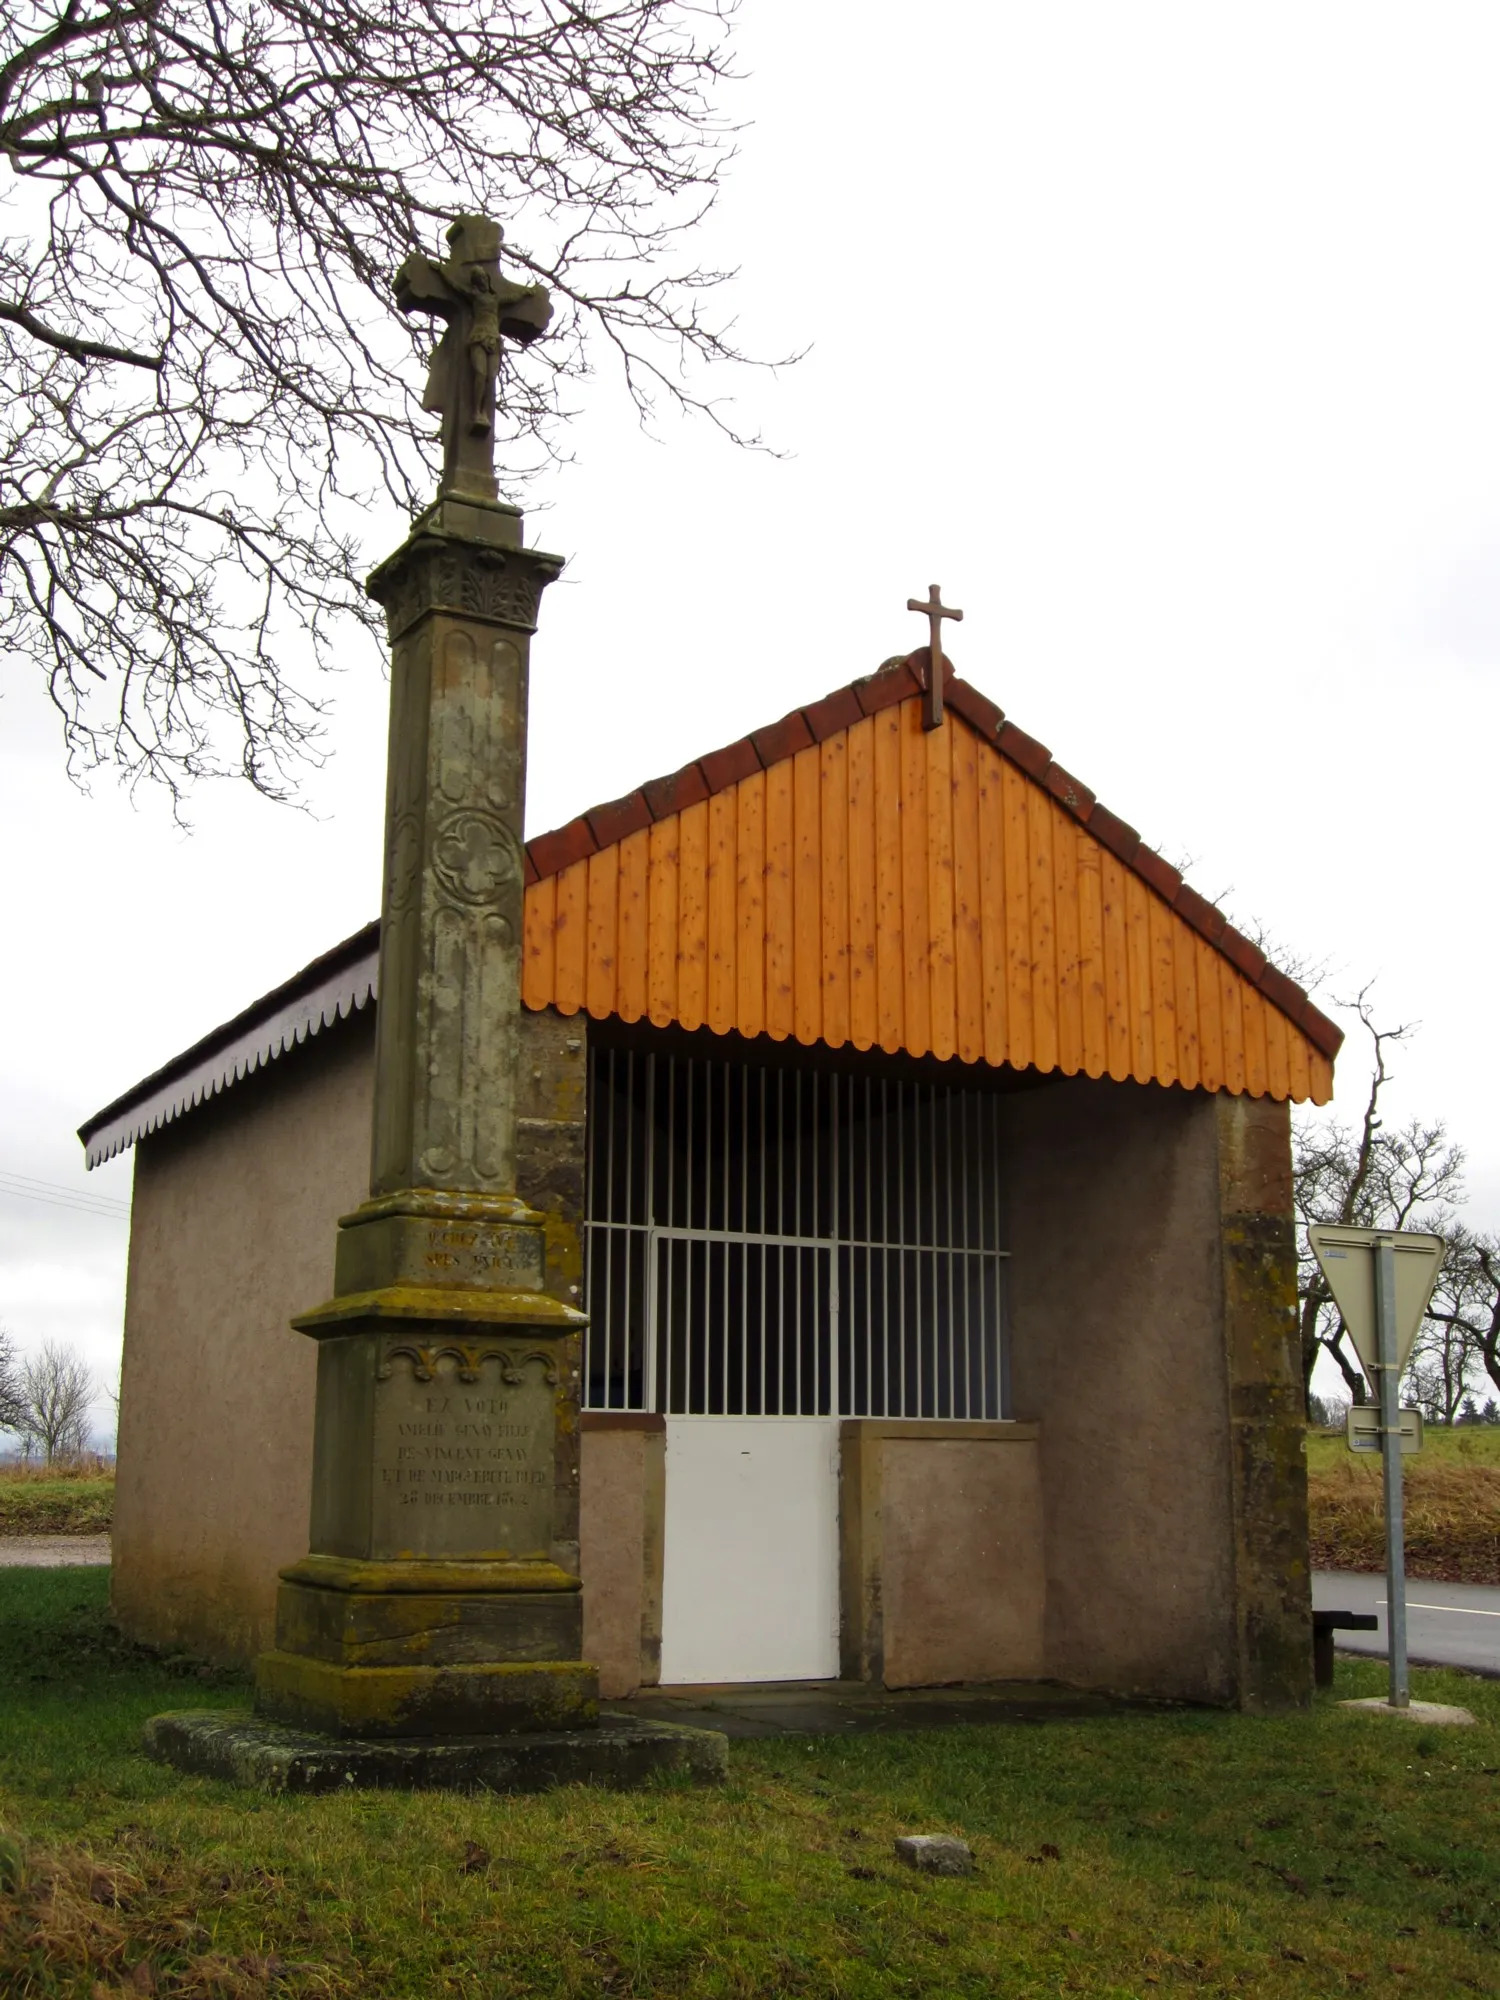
[
  {"xmin": 394, "ymin": 215, "xmax": 552, "ymax": 503},
  {"xmin": 222, "ymin": 214, "xmax": 725, "ymax": 1787}
]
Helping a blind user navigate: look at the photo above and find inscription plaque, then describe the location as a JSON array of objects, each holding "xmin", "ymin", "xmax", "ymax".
[{"xmin": 371, "ymin": 1349, "xmax": 555, "ymax": 1559}]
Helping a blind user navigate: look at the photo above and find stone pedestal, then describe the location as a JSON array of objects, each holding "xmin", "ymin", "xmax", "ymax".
[{"xmin": 244, "ymin": 493, "xmax": 601, "ymax": 1744}]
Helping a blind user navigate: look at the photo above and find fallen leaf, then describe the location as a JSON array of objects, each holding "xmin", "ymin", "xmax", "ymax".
[{"xmin": 129, "ymin": 1964, "xmax": 156, "ymax": 1996}]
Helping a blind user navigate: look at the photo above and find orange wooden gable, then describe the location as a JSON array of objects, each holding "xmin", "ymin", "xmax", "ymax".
[{"xmin": 520, "ymin": 653, "xmax": 1338, "ymax": 1104}]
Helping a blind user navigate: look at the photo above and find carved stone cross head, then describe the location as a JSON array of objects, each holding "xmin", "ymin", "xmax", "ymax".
[{"xmin": 394, "ymin": 214, "xmax": 553, "ymax": 503}]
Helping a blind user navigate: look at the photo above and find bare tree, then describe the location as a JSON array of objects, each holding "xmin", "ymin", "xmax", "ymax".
[
  {"xmin": 1, "ymin": 0, "xmax": 767, "ymax": 804},
  {"xmin": 1293, "ymin": 988, "xmax": 1465, "ymax": 1408},
  {"xmin": 1424, "ymin": 1226, "xmax": 1500, "ymax": 1408},
  {"xmin": 15, "ymin": 1339, "xmax": 95, "ymax": 1464},
  {"xmin": 0, "ymin": 1326, "xmax": 25, "ymax": 1437}
]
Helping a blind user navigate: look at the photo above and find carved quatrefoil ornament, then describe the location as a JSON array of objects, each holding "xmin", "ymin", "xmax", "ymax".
[{"xmin": 430, "ymin": 807, "xmax": 522, "ymax": 908}]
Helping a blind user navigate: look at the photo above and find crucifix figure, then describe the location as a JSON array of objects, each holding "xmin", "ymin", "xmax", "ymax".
[
  {"xmin": 394, "ymin": 215, "xmax": 552, "ymax": 502},
  {"xmin": 907, "ymin": 583, "xmax": 963, "ymax": 730}
]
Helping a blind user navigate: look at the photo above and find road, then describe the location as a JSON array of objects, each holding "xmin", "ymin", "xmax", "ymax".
[{"xmin": 1313, "ymin": 1571, "xmax": 1500, "ymax": 1677}]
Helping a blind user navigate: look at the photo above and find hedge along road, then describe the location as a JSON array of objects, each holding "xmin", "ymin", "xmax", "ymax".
[{"xmin": 1314, "ymin": 1571, "xmax": 1500, "ymax": 1676}]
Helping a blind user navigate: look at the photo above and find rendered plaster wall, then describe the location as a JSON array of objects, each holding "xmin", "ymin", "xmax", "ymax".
[
  {"xmin": 840, "ymin": 1423, "xmax": 1044, "ymax": 1688},
  {"xmin": 1001, "ymin": 1075, "xmax": 1308, "ymax": 1710},
  {"xmin": 578, "ymin": 1418, "xmax": 665, "ymax": 1698},
  {"xmin": 112, "ymin": 1012, "xmax": 375, "ymax": 1666},
  {"xmin": 112, "ymin": 1004, "xmax": 588, "ymax": 1668}
]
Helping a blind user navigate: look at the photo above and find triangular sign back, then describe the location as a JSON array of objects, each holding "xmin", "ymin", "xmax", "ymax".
[{"xmin": 1307, "ymin": 1225, "xmax": 1446, "ymax": 1376}]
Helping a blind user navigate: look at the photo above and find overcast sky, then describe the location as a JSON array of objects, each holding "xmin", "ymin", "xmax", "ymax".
[{"xmin": 4, "ymin": 2, "xmax": 1499, "ymax": 1431}]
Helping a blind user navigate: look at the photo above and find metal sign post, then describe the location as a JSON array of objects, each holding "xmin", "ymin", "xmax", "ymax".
[
  {"xmin": 1308, "ymin": 1224, "xmax": 1445, "ymax": 1712},
  {"xmin": 1374, "ymin": 1235, "xmax": 1408, "ymax": 1708}
]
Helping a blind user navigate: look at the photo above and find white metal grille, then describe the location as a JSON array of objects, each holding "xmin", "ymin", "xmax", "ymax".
[{"xmin": 583, "ymin": 1046, "xmax": 1008, "ymax": 1420}]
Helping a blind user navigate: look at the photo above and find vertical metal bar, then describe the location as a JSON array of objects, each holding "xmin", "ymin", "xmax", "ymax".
[
  {"xmin": 959, "ymin": 1092, "xmax": 973, "ymax": 1419},
  {"xmin": 604, "ymin": 1050, "xmax": 616, "ymax": 1406},
  {"xmin": 759, "ymin": 1068, "xmax": 768, "ymax": 1415},
  {"xmin": 811, "ymin": 1070, "xmax": 820, "ymax": 1414},
  {"xmin": 944, "ymin": 1086, "xmax": 956, "ymax": 1420},
  {"xmin": 778, "ymin": 1068, "xmax": 787, "ymax": 1413},
  {"xmin": 864, "ymin": 1073, "xmax": 874, "ymax": 1418},
  {"xmin": 829, "ymin": 1071, "xmax": 838, "ymax": 1417},
  {"xmin": 740, "ymin": 1065, "xmax": 749, "ymax": 1415},
  {"xmin": 1377, "ymin": 1235, "xmax": 1409, "ymax": 1708},
  {"xmin": 583, "ymin": 1043, "xmax": 597, "ymax": 1408},
  {"xmin": 991, "ymin": 1093, "xmax": 1003, "ymax": 1418},
  {"xmin": 880, "ymin": 1076, "xmax": 890, "ymax": 1418},
  {"xmin": 661, "ymin": 1057, "xmax": 675, "ymax": 1412},
  {"xmin": 794, "ymin": 1069, "xmax": 803, "ymax": 1414},
  {"xmin": 896, "ymin": 1077, "xmax": 907, "ymax": 1418},
  {"xmin": 721, "ymin": 1061, "xmax": 730, "ymax": 1412}
]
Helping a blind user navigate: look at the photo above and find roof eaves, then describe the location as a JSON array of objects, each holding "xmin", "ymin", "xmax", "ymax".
[{"xmin": 78, "ymin": 920, "xmax": 380, "ymax": 1168}]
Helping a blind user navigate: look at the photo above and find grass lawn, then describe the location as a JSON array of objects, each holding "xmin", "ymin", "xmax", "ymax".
[
  {"xmin": 3, "ymin": 1570, "xmax": 1500, "ymax": 1996},
  {"xmin": 0, "ymin": 1467, "xmax": 114, "ymax": 1538},
  {"xmin": 1307, "ymin": 1427, "xmax": 1500, "ymax": 1584}
]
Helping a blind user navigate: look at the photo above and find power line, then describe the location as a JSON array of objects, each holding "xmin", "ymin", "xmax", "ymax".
[{"xmin": 0, "ymin": 1170, "xmax": 130, "ymax": 1221}]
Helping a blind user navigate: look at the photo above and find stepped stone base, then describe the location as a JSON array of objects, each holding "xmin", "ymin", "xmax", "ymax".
[{"xmin": 143, "ymin": 1709, "xmax": 728, "ymax": 1794}]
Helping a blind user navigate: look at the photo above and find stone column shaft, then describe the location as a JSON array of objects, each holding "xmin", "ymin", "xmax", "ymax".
[{"xmin": 253, "ymin": 493, "xmax": 594, "ymax": 1743}]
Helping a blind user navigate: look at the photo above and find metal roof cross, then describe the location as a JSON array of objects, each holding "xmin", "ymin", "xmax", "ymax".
[{"xmin": 906, "ymin": 584, "xmax": 963, "ymax": 730}]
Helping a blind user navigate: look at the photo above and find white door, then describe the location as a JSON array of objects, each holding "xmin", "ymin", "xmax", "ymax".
[{"xmin": 660, "ymin": 1417, "xmax": 840, "ymax": 1683}]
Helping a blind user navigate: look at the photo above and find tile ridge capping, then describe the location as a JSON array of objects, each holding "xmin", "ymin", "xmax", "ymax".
[{"xmin": 523, "ymin": 654, "xmax": 1343, "ymax": 1064}]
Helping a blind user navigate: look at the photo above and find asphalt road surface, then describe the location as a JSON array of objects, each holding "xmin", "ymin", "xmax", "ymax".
[{"xmin": 1313, "ymin": 1571, "xmax": 1500, "ymax": 1677}]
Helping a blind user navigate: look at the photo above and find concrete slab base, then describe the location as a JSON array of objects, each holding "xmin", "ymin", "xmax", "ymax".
[
  {"xmin": 1338, "ymin": 1697, "xmax": 1477, "ymax": 1727},
  {"xmin": 142, "ymin": 1709, "xmax": 728, "ymax": 1794}
]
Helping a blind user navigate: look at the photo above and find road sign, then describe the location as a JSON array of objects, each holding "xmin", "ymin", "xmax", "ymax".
[
  {"xmin": 1347, "ymin": 1405, "xmax": 1423, "ymax": 1455},
  {"xmin": 1307, "ymin": 1225, "xmax": 1445, "ymax": 1376},
  {"xmin": 1307, "ymin": 1225, "xmax": 1445, "ymax": 1712}
]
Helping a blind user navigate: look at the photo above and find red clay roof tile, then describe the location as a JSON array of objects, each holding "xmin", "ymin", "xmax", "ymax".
[
  {"xmin": 1133, "ymin": 847, "xmax": 1183, "ymax": 902},
  {"xmin": 946, "ymin": 678, "xmax": 1004, "ymax": 741},
  {"xmin": 751, "ymin": 710, "xmax": 815, "ymax": 766},
  {"xmin": 1218, "ymin": 927, "xmax": 1267, "ymax": 982},
  {"xmin": 1044, "ymin": 762, "xmax": 1096, "ymax": 818},
  {"xmin": 528, "ymin": 817, "xmax": 596, "ymax": 878},
  {"xmin": 697, "ymin": 735, "xmax": 762, "ymax": 792},
  {"xmin": 642, "ymin": 763, "xmax": 710, "ymax": 820},
  {"xmin": 1172, "ymin": 884, "xmax": 1227, "ymax": 943},
  {"xmin": 801, "ymin": 685, "xmax": 865, "ymax": 743},
  {"xmin": 587, "ymin": 791, "xmax": 654, "ymax": 850},
  {"xmin": 996, "ymin": 719, "xmax": 1051, "ymax": 778},
  {"xmin": 1086, "ymin": 804, "xmax": 1142, "ymax": 866},
  {"xmin": 854, "ymin": 658, "xmax": 922, "ymax": 716}
]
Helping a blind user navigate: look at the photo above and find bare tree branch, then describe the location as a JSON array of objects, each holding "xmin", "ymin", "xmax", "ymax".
[{"xmin": 0, "ymin": 0, "xmax": 775, "ymax": 806}]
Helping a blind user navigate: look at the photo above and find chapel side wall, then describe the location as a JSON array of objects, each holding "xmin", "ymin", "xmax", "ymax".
[
  {"xmin": 113, "ymin": 1001, "xmax": 587, "ymax": 1670},
  {"xmin": 112, "ymin": 1012, "xmax": 376, "ymax": 1667},
  {"xmin": 1003, "ymin": 1077, "xmax": 1241, "ymax": 1705}
]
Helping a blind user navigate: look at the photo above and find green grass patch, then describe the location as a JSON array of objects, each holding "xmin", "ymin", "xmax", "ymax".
[
  {"xmin": 1308, "ymin": 1426, "xmax": 1500, "ymax": 1584},
  {"xmin": 3, "ymin": 1569, "xmax": 1500, "ymax": 1995},
  {"xmin": 0, "ymin": 1466, "xmax": 114, "ymax": 1538},
  {"xmin": 1307, "ymin": 1426, "xmax": 1500, "ymax": 1475}
]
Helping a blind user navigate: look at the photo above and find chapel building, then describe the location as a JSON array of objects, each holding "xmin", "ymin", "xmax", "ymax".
[{"xmin": 83, "ymin": 651, "xmax": 1337, "ymax": 1708}]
